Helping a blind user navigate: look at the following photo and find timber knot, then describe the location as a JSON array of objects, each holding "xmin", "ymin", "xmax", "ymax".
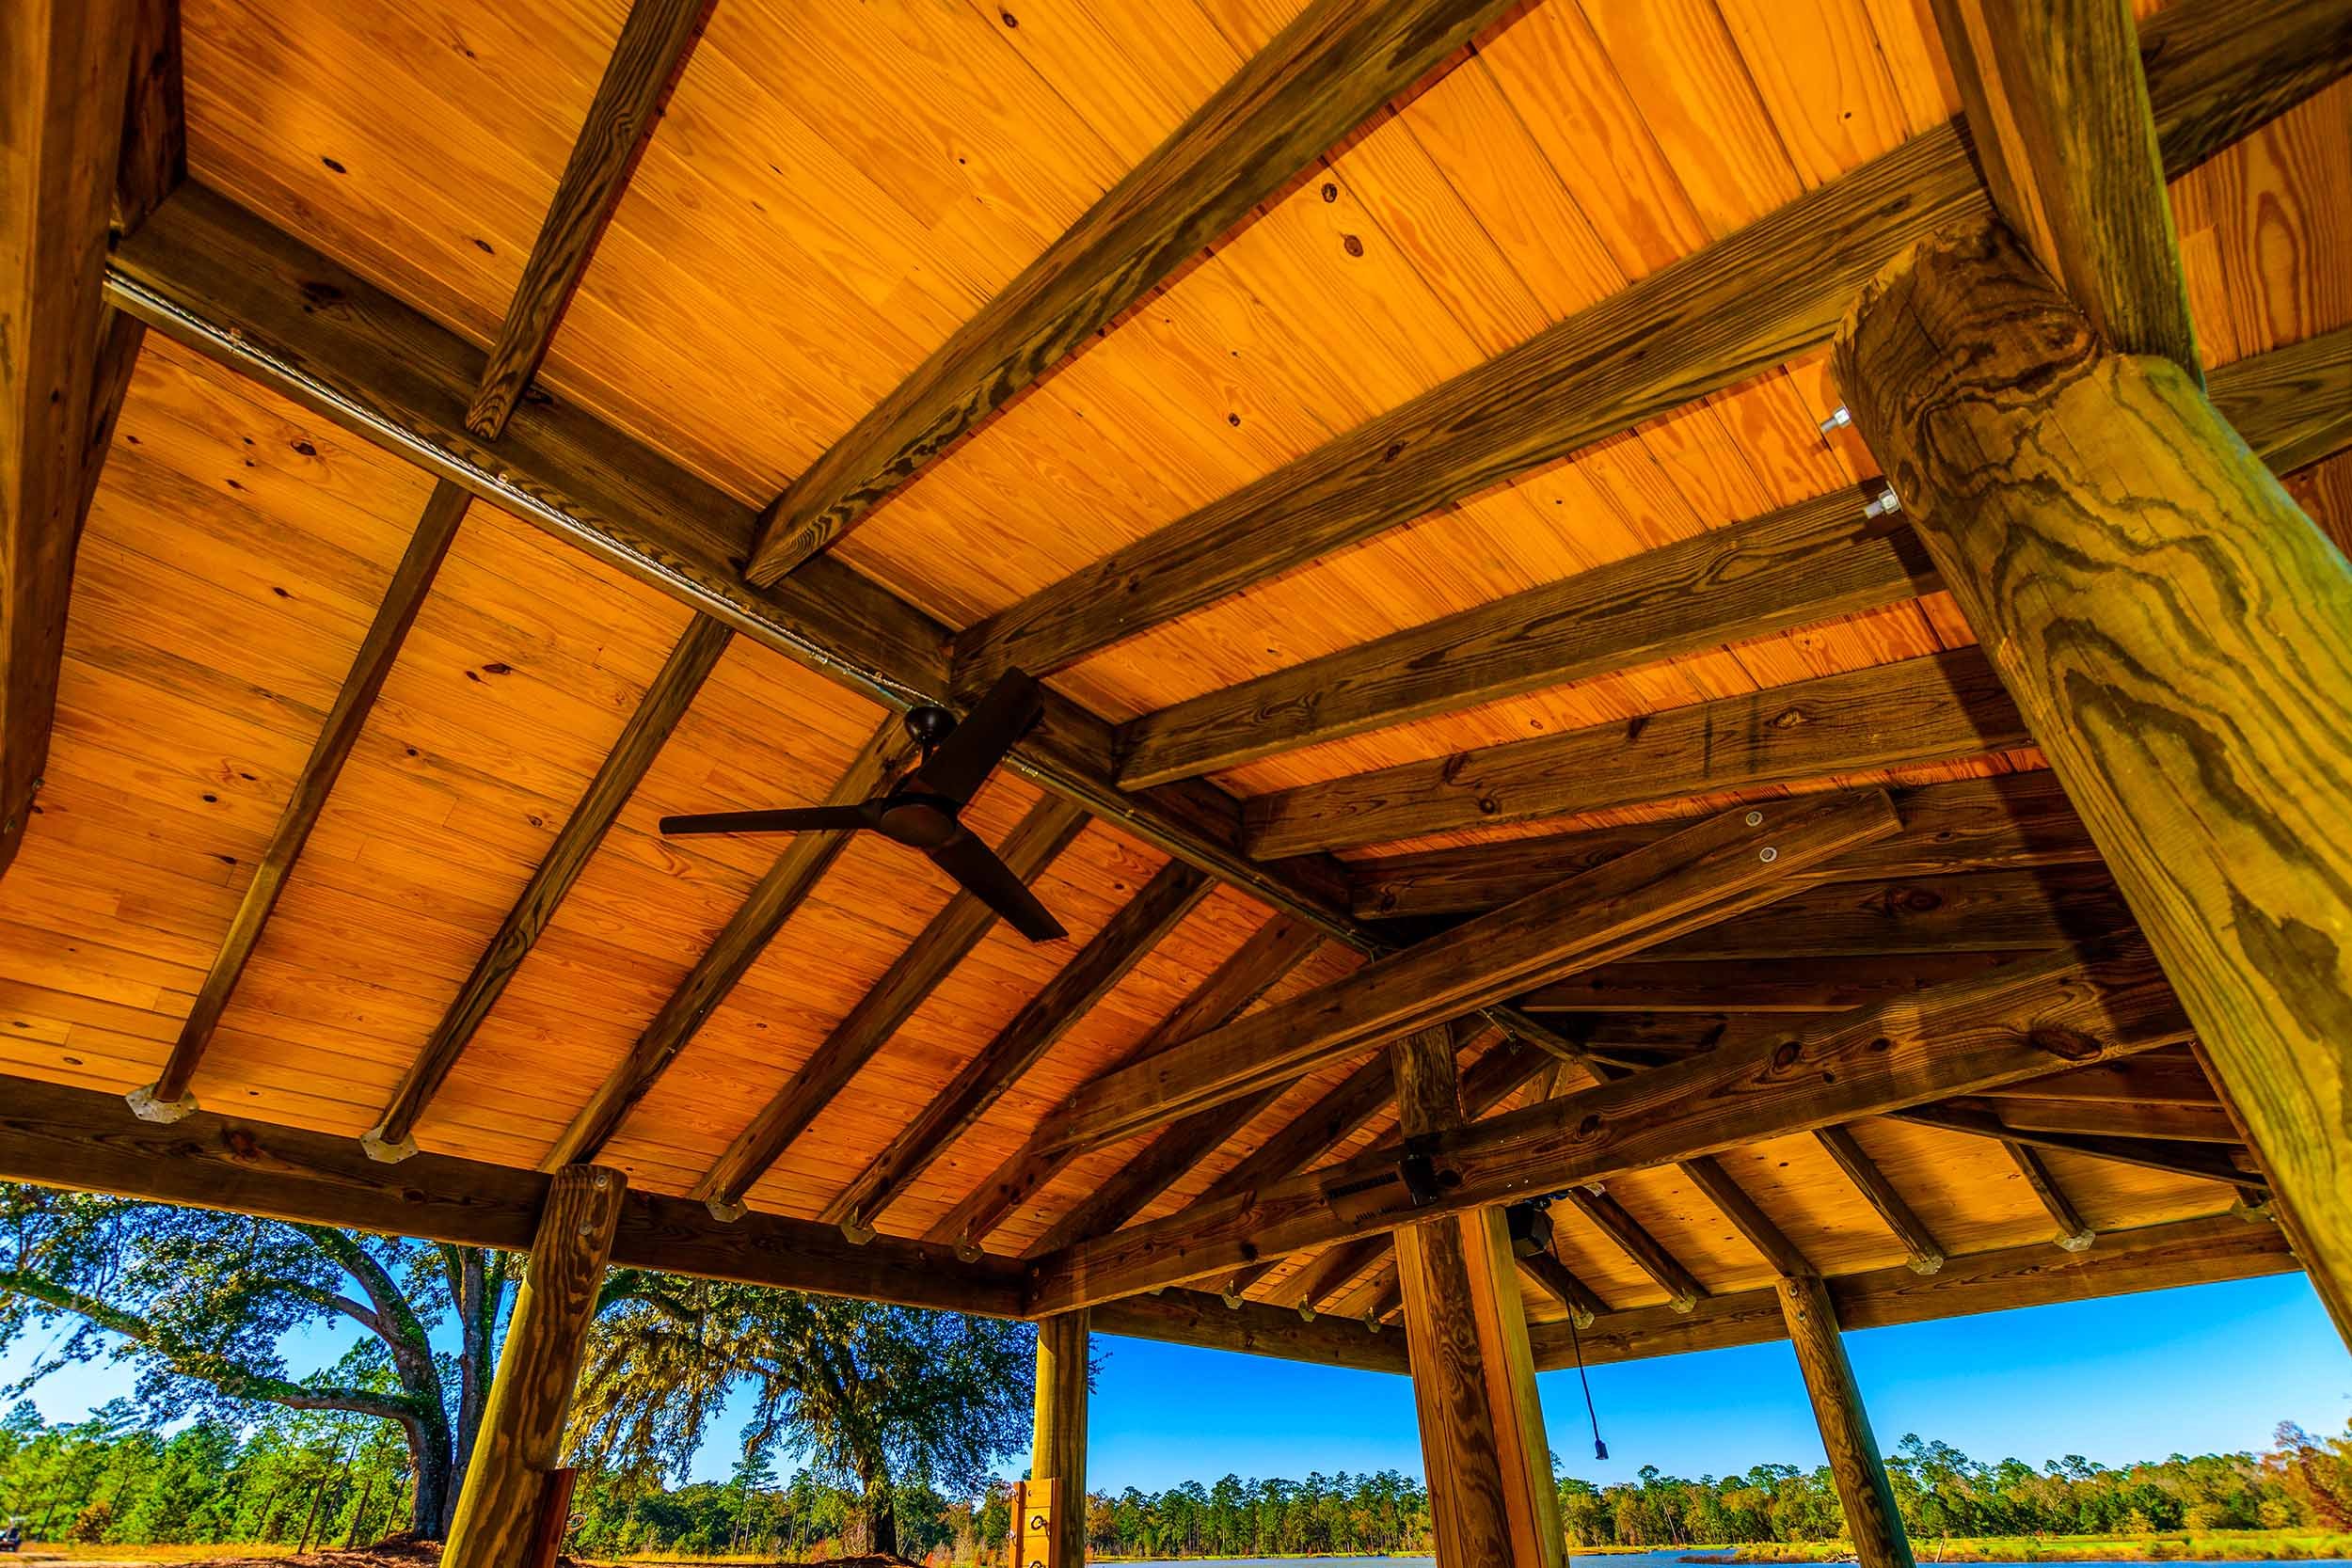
[
  {"xmin": 1878, "ymin": 884, "xmax": 1944, "ymax": 914},
  {"xmin": 1575, "ymin": 1113, "xmax": 1602, "ymax": 1139},
  {"xmin": 297, "ymin": 280, "xmax": 344, "ymax": 311},
  {"xmin": 1771, "ymin": 1039, "xmax": 1805, "ymax": 1073},
  {"xmin": 2027, "ymin": 1024, "xmax": 2102, "ymax": 1062},
  {"xmin": 1765, "ymin": 701, "xmax": 1815, "ymax": 732}
]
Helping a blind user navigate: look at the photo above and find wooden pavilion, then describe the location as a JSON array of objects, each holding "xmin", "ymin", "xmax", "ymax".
[{"xmin": 5, "ymin": 0, "xmax": 2350, "ymax": 1561}]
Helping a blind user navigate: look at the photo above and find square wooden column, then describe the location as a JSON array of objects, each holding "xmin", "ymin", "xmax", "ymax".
[
  {"xmin": 443, "ymin": 1164, "xmax": 625, "ymax": 1568},
  {"xmin": 1025, "ymin": 1308, "xmax": 1089, "ymax": 1568},
  {"xmin": 1391, "ymin": 1027, "xmax": 1565, "ymax": 1568}
]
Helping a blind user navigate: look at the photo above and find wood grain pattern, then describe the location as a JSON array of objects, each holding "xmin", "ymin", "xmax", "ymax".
[
  {"xmin": 1932, "ymin": 0, "xmax": 2198, "ymax": 371},
  {"xmin": 1892, "ymin": 1104, "xmax": 2261, "ymax": 1191},
  {"xmin": 546, "ymin": 717, "xmax": 908, "ymax": 1169},
  {"xmin": 2209, "ymin": 325, "xmax": 2352, "ymax": 476},
  {"xmin": 442, "ymin": 1164, "xmax": 624, "ymax": 1568},
  {"xmin": 1777, "ymin": 1271, "xmax": 1918, "ymax": 1568},
  {"xmin": 1817, "ymin": 1124, "xmax": 1949, "ymax": 1273},
  {"xmin": 947, "ymin": 0, "xmax": 2347, "ymax": 692},
  {"xmin": 1683, "ymin": 1152, "xmax": 1818, "ymax": 1278},
  {"xmin": 131, "ymin": 480, "xmax": 467, "ymax": 1119},
  {"xmin": 0, "ymin": 1070, "xmax": 1025, "ymax": 1315},
  {"xmin": 112, "ymin": 0, "xmax": 182, "ymax": 240},
  {"xmin": 1025, "ymin": 928, "xmax": 2192, "ymax": 1311},
  {"xmin": 363, "ymin": 613, "xmax": 732, "ymax": 1161},
  {"xmin": 1518, "ymin": 1250, "xmax": 1610, "ymax": 1328},
  {"xmin": 1030, "ymin": 1310, "xmax": 1089, "ymax": 1568},
  {"xmin": 1244, "ymin": 651, "xmax": 2020, "ymax": 862},
  {"xmin": 1092, "ymin": 1286, "xmax": 1411, "ymax": 1374},
  {"xmin": 1352, "ymin": 774, "xmax": 2099, "ymax": 921},
  {"xmin": 2005, "ymin": 1140, "xmax": 2098, "ymax": 1249},
  {"xmin": 1640, "ymin": 866, "xmax": 2135, "ymax": 961},
  {"xmin": 1520, "ymin": 952, "xmax": 2041, "ymax": 1015},
  {"xmin": 467, "ymin": 0, "xmax": 712, "ymax": 439},
  {"xmin": 1039, "ymin": 792, "xmax": 1899, "ymax": 1157},
  {"xmin": 3, "ymin": 0, "xmax": 137, "ymax": 880},
  {"xmin": 1565, "ymin": 1184, "xmax": 1708, "ymax": 1313},
  {"xmin": 692, "ymin": 795, "xmax": 1089, "ymax": 1221},
  {"xmin": 1836, "ymin": 221, "xmax": 2352, "ymax": 1338},
  {"xmin": 927, "ymin": 913, "xmax": 1324, "ymax": 1253},
  {"xmin": 742, "ymin": 0, "xmax": 1520, "ymax": 583},
  {"xmin": 824, "ymin": 857, "xmax": 1211, "ymax": 1239}
]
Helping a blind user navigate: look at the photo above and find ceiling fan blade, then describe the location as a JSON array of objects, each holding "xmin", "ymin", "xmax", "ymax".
[
  {"xmin": 660, "ymin": 804, "xmax": 874, "ymax": 836},
  {"xmin": 927, "ymin": 827, "xmax": 1067, "ymax": 942},
  {"xmin": 905, "ymin": 668, "xmax": 1044, "ymax": 806}
]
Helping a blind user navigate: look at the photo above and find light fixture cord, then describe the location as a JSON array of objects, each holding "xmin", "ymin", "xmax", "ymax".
[{"xmin": 1566, "ymin": 1308, "xmax": 1607, "ymax": 1461}]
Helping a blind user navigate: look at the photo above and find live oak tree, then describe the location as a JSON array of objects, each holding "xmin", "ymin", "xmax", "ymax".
[{"xmin": 0, "ymin": 1182, "xmax": 513, "ymax": 1536}]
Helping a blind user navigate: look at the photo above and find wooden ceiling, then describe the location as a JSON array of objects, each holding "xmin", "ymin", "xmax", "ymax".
[{"xmin": 5, "ymin": 0, "xmax": 2347, "ymax": 1350}]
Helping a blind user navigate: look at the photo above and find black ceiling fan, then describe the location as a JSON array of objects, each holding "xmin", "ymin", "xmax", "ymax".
[{"xmin": 659, "ymin": 668, "xmax": 1068, "ymax": 942}]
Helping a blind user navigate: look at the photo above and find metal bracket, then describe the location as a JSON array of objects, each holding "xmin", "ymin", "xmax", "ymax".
[{"xmin": 124, "ymin": 1083, "xmax": 198, "ymax": 1124}]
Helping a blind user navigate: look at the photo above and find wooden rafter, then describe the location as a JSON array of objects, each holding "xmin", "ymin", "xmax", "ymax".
[
  {"xmin": 546, "ymin": 716, "xmax": 908, "ymax": 1168},
  {"xmin": 1564, "ymin": 1185, "xmax": 1708, "ymax": 1313},
  {"xmin": 1519, "ymin": 952, "xmax": 2039, "ymax": 1016},
  {"xmin": 1816, "ymin": 1125, "xmax": 1948, "ymax": 1275},
  {"xmin": 821, "ymin": 856, "xmax": 1214, "ymax": 1241},
  {"xmin": 1893, "ymin": 1104, "xmax": 2262, "ymax": 1192},
  {"xmin": 2209, "ymin": 325, "xmax": 2352, "ymax": 474},
  {"xmin": 1518, "ymin": 1250, "xmax": 1611, "ymax": 1329},
  {"xmin": 1987, "ymin": 1097, "xmax": 2242, "ymax": 1145},
  {"xmin": 1036, "ymin": 792, "xmax": 1899, "ymax": 1160},
  {"xmin": 2, "ymin": 0, "xmax": 140, "ymax": 881},
  {"xmin": 1986, "ymin": 1050, "xmax": 2219, "ymax": 1107},
  {"xmin": 926, "ymin": 912, "xmax": 1324, "ymax": 1254},
  {"xmin": 947, "ymin": 0, "xmax": 2349, "ymax": 693},
  {"xmin": 1632, "ymin": 866, "xmax": 2132, "ymax": 963},
  {"xmin": 739, "ymin": 0, "xmax": 1520, "ymax": 583},
  {"xmin": 363, "ymin": 613, "xmax": 733, "ymax": 1161},
  {"xmin": 1242, "ymin": 649, "xmax": 2023, "ymax": 862},
  {"xmin": 1025, "ymin": 928, "xmax": 2191, "ymax": 1313},
  {"xmin": 692, "ymin": 795, "xmax": 1089, "ymax": 1221},
  {"xmin": 130, "ymin": 482, "xmax": 469, "ymax": 1122},
  {"xmin": 1681, "ymin": 1153, "xmax": 1816, "ymax": 1279},
  {"xmin": 1931, "ymin": 0, "xmax": 2198, "ymax": 372},
  {"xmin": 2005, "ymin": 1141, "xmax": 2097, "ymax": 1251},
  {"xmin": 466, "ymin": 0, "xmax": 711, "ymax": 438}
]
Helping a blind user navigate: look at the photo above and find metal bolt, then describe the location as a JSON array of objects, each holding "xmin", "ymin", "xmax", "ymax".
[
  {"xmin": 592, "ymin": 1172, "xmax": 612, "ymax": 1192},
  {"xmin": 1818, "ymin": 405, "xmax": 1852, "ymax": 436},
  {"xmin": 1744, "ymin": 810, "xmax": 1763, "ymax": 827},
  {"xmin": 1759, "ymin": 846, "xmax": 1778, "ymax": 863},
  {"xmin": 1864, "ymin": 486, "xmax": 1903, "ymax": 518}
]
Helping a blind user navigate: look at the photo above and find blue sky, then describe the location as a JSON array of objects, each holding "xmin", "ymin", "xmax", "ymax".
[{"xmin": 7, "ymin": 1273, "xmax": 2344, "ymax": 1494}]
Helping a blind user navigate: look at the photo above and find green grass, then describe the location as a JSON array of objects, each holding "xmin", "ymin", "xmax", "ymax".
[{"xmin": 1685, "ymin": 1530, "xmax": 2352, "ymax": 1562}]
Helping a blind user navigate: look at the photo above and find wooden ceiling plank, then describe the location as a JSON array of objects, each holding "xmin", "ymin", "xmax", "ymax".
[
  {"xmin": 927, "ymin": 912, "xmax": 1324, "ymax": 1254},
  {"xmin": 1894, "ymin": 1102, "xmax": 2262, "ymax": 1192},
  {"xmin": 1518, "ymin": 1250, "xmax": 1609, "ymax": 1328},
  {"xmin": 466, "ymin": 0, "xmax": 713, "ymax": 440},
  {"xmin": 1287, "ymin": 1235, "xmax": 1393, "ymax": 1315},
  {"xmin": 1680, "ymin": 1151, "xmax": 1817, "ymax": 1279},
  {"xmin": 1815, "ymin": 1124, "xmax": 1949, "ymax": 1275},
  {"xmin": 823, "ymin": 856, "xmax": 1215, "ymax": 1240},
  {"xmin": 949, "ymin": 0, "xmax": 2349, "ymax": 692},
  {"xmin": 1035, "ymin": 791, "xmax": 1900, "ymax": 1160},
  {"xmin": 2004, "ymin": 1139, "xmax": 2099, "ymax": 1251},
  {"xmin": 739, "ymin": 0, "xmax": 1521, "ymax": 583},
  {"xmin": 691, "ymin": 794, "xmax": 1089, "ymax": 1222},
  {"xmin": 0, "ymin": 1070, "xmax": 1023, "ymax": 1317},
  {"xmin": 3, "ymin": 0, "xmax": 141, "ymax": 881},
  {"xmin": 1119, "ymin": 324, "xmax": 2347, "ymax": 792},
  {"xmin": 127, "ymin": 481, "xmax": 469, "ymax": 1124},
  {"xmin": 1930, "ymin": 0, "xmax": 2199, "ymax": 372},
  {"xmin": 1564, "ymin": 1184, "xmax": 1708, "ymax": 1312},
  {"xmin": 543, "ymin": 715, "xmax": 907, "ymax": 1170},
  {"xmin": 362, "ymin": 613, "xmax": 734, "ymax": 1162},
  {"xmin": 1243, "ymin": 649, "xmax": 2021, "ymax": 862},
  {"xmin": 1025, "ymin": 927, "xmax": 2192, "ymax": 1313},
  {"xmin": 1352, "ymin": 773, "xmax": 2095, "ymax": 921}
]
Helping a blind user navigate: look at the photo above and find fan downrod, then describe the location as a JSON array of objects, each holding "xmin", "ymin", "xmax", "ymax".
[{"xmin": 903, "ymin": 704, "xmax": 958, "ymax": 755}]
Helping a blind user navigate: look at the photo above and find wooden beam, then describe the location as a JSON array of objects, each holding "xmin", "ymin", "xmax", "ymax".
[
  {"xmin": 1987, "ymin": 1049, "xmax": 2218, "ymax": 1107},
  {"xmin": 95, "ymin": 180, "xmax": 1573, "ymax": 1086},
  {"xmin": 2, "ymin": 0, "xmax": 138, "ymax": 880},
  {"xmin": 1563, "ymin": 1185, "xmax": 1708, "ymax": 1313},
  {"xmin": 1518, "ymin": 1250, "xmax": 1608, "ymax": 1329},
  {"xmin": 2209, "ymin": 325, "xmax": 2352, "ymax": 476},
  {"xmin": 823, "ymin": 858, "xmax": 1213, "ymax": 1240},
  {"xmin": 129, "ymin": 482, "xmax": 468, "ymax": 1122},
  {"xmin": 1931, "ymin": 0, "xmax": 2196, "ymax": 372},
  {"xmin": 1643, "ymin": 865, "xmax": 2132, "ymax": 962},
  {"xmin": 1681, "ymin": 1153, "xmax": 1816, "ymax": 1279},
  {"xmin": 740, "ymin": 0, "xmax": 1519, "ymax": 582},
  {"xmin": 948, "ymin": 0, "xmax": 2349, "ymax": 692},
  {"xmin": 111, "ymin": 0, "xmax": 182, "ymax": 240},
  {"xmin": 1092, "ymin": 1286, "xmax": 1410, "ymax": 1374},
  {"xmin": 1835, "ymin": 220, "xmax": 2352, "ymax": 1339},
  {"xmin": 1029, "ymin": 1310, "xmax": 1090, "ymax": 1568},
  {"xmin": 546, "ymin": 718, "xmax": 906, "ymax": 1167},
  {"xmin": 1986, "ymin": 1096, "xmax": 2243, "ymax": 1144},
  {"xmin": 1036, "ymin": 792, "xmax": 1899, "ymax": 1159},
  {"xmin": 1817, "ymin": 1125, "xmax": 1947, "ymax": 1275},
  {"xmin": 692, "ymin": 795, "xmax": 1089, "ymax": 1221},
  {"xmin": 929, "ymin": 913, "xmax": 1323, "ymax": 1255},
  {"xmin": 1894, "ymin": 1103, "xmax": 2262, "ymax": 1191},
  {"xmin": 1519, "ymin": 951, "xmax": 2037, "ymax": 1016},
  {"xmin": 1354, "ymin": 773, "xmax": 2096, "ymax": 922},
  {"xmin": 1024, "ymin": 927, "xmax": 2190, "ymax": 1313},
  {"xmin": 1285, "ymin": 1236, "xmax": 1391, "ymax": 1314},
  {"xmin": 1243, "ymin": 650, "xmax": 2019, "ymax": 862},
  {"xmin": 467, "ymin": 0, "xmax": 709, "ymax": 438},
  {"xmin": 2005, "ymin": 1140, "xmax": 2097, "ymax": 1251},
  {"xmin": 1778, "ymin": 1271, "xmax": 1918, "ymax": 1568},
  {"xmin": 363, "ymin": 613, "xmax": 732, "ymax": 1162},
  {"xmin": 442, "ymin": 1164, "xmax": 624, "ymax": 1568},
  {"xmin": 0, "ymin": 1071, "xmax": 1025, "ymax": 1315},
  {"xmin": 1538, "ymin": 1212, "xmax": 2290, "ymax": 1370}
]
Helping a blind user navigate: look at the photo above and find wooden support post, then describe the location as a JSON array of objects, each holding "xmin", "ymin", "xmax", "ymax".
[
  {"xmin": 1389, "ymin": 1029, "xmax": 1564, "ymax": 1568},
  {"xmin": 1835, "ymin": 223, "xmax": 2352, "ymax": 1338},
  {"xmin": 1777, "ymin": 1273, "xmax": 1916, "ymax": 1568},
  {"xmin": 442, "ymin": 1165, "xmax": 625, "ymax": 1568},
  {"xmin": 1028, "ymin": 1310, "xmax": 1089, "ymax": 1568}
]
